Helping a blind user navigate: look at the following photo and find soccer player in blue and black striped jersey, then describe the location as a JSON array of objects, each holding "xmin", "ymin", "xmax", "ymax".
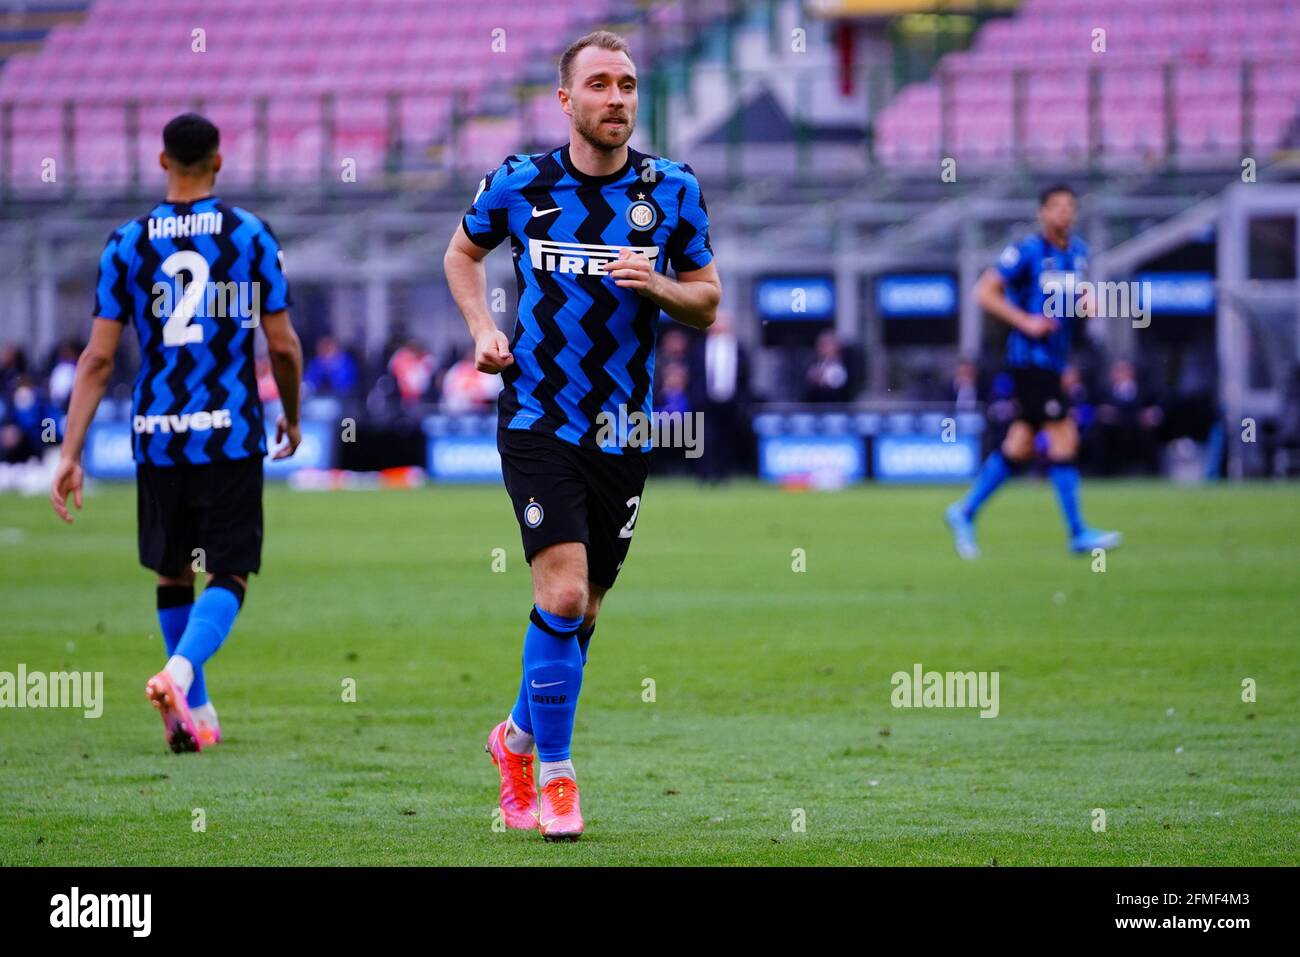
[
  {"xmin": 445, "ymin": 31, "xmax": 721, "ymax": 841},
  {"xmin": 50, "ymin": 113, "xmax": 304, "ymax": 753},
  {"xmin": 945, "ymin": 184, "xmax": 1120, "ymax": 559}
]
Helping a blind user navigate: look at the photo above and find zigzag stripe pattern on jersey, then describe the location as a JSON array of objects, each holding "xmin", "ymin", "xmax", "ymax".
[
  {"xmin": 461, "ymin": 143, "xmax": 713, "ymax": 455},
  {"xmin": 94, "ymin": 196, "xmax": 292, "ymax": 467}
]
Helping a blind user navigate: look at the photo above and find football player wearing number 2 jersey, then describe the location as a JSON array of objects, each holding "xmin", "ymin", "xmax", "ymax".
[{"xmin": 51, "ymin": 114, "xmax": 304, "ymax": 754}]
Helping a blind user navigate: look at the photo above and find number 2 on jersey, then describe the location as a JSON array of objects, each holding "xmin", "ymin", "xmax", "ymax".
[{"xmin": 160, "ymin": 249, "xmax": 208, "ymax": 346}]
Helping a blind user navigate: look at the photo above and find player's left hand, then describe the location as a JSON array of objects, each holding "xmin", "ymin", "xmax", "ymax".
[
  {"xmin": 603, "ymin": 248, "xmax": 661, "ymax": 297},
  {"xmin": 50, "ymin": 457, "xmax": 83, "ymax": 524},
  {"xmin": 272, "ymin": 416, "xmax": 301, "ymax": 460}
]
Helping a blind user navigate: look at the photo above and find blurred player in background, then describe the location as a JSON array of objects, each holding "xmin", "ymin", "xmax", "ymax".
[
  {"xmin": 444, "ymin": 31, "xmax": 720, "ymax": 840},
  {"xmin": 50, "ymin": 113, "xmax": 303, "ymax": 752},
  {"xmin": 945, "ymin": 184, "xmax": 1120, "ymax": 559}
]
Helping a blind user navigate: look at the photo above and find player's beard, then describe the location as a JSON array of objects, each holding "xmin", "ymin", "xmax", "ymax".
[{"xmin": 574, "ymin": 107, "xmax": 635, "ymax": 152}]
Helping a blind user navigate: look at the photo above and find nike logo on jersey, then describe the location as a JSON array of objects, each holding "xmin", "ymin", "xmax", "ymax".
[
  {"xmin": 530, "ymin": 679, "xmax": 564, "ymax": 689},
  {"xmin": 529, "ymin": 239, "xmax": 659, "ymax": 276},
  {"xmin": 530, "ymin": 206, "xmax": 562, "ymax": 218}
]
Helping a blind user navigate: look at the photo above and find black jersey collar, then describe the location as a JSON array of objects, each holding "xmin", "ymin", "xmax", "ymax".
[
  {"xmin": 158, "ymin": 195, "xmax": 217, "ymax": 213},
  {"xmin": 559, "ymin": 143, "xmax": 634, "ymax": 185}
]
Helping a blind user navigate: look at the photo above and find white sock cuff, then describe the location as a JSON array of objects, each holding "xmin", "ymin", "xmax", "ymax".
[
  {"xmin": 164, "ymin": 655, "xmax": 195, "ymax": 696},
  {"xmin": 539, "ymin": 760, "xmax": 575, "ymax": 787}
]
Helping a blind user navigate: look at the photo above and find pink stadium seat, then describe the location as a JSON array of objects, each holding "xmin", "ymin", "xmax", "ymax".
[
  {"xmin": 873, "ymin": 0, "xmax": 1300, "ymax": 166},
  {"xmin": 0, "ymin": 0, "xmax": 620, "ymax": 189}
]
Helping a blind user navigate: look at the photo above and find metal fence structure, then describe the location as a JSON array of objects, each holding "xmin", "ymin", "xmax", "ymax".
[{"xmin": 3, "ymin": 163, "xmax": 1295, "ymax": 457}]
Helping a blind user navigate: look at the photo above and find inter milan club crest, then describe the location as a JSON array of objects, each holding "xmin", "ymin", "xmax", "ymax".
[
  {"xmin": 626, "ymin": 197, "xmax": 657, "ymax": 231},
  {"xmin": 524, "ymin": 498, "xmax": 544, "ymax": 528}
]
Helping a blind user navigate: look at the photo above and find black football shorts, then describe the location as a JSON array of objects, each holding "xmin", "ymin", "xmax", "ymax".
[
  {"xmin": 498, "ymin": 428, "xmax": 648, "ymax": 589},
  {"xmin": 1009, "ymin": 365, "xmax": 1069, "ymax": 429},
  {"xmin": 136, "ymin": 456, "xmax": 264, "ymax": 578}
]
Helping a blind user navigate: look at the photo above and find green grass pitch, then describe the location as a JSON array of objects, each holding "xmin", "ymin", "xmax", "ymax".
[{"xmin": 1, "ymin": 479, "xmax": 1296, "ymax": 865}]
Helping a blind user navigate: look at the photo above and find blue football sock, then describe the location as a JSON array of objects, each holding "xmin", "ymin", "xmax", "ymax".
[
  {"xmin": 1048, "ymin": 463, "xmax": 1085, "ymax": 537},
  {"xmin": 157, "ymin": 586, "xmax": 207, "ymax": 707},
  {"xmin": 510, "ymin": 623, "xmax": 594, "ymax": 735},
  {"xmin": 962, "ymin": 450, "xmax": 1013, "ymax": 519},
  {"xmin": 174, "ymin": 580, "xmax": 243, "ymax": 672},
  {"xmin": 519, "ymin": 605, "xmax": 584, "ymax": 762},
  {"xmin": 510, "ymin": 672, "xmax": 532, "ymax": 736}
]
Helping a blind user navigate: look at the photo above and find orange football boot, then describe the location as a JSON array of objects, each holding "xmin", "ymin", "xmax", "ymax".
[
  {"xmin": 144, "ymin": 670, "xmax": 202, "ymax": 753},
  {"xmin": 538, "ymin": 777, "xmax": 583, "ymax": 842},
  {"xmin": 485, "ymin": 720, "xmax": 538, "ymax": 829}
]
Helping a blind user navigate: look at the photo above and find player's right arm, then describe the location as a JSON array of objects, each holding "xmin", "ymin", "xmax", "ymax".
[
  {"xmin": 51, "ymin": 317, "xmax": 122, "ymax": 523},
  {"xmin": 53, "ymin": 228, "xmax": 134, "ymax": 523},
  {"xmin": 976, "ymin": 240, "xmax": 1055, "ymax": 339},
  {"xmin": 444, "ymin": 165, "xmax": 513, "ymax": 374},
  {"xmin": 444, "ymin": 226, "xmax": 512, "ymax": 373}
]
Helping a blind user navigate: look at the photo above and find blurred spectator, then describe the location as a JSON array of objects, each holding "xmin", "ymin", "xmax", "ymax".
[
  {"xmin": 653, "ymin": 360, "xmax": 692, "ymax": 475},
  {"xmin": 304, "ymin": 335, "xmax": 359, "ymax": 397},
  {"xmin": 658, "ymin": 327, "xmax": 690, "ymax": 367},
  {"xmin": 695, "ymin": 311, "xmax": 751, "ymax": 481},
  {"xmin": 951, "ymin": 358, "xmax": 981, "ymax": 412},
  {"xmin": 904, "ymin": 362, "xmax": 945, "ymax": 402},
  {"xmin": 1061, "ymin": 364, "xmax": 1099, "ymax": 465},
  {"xmin": 1160, "ymin": 349, "xmax": 1218, "ymax": 445},
  {"xmin": 47, "ymin": 341, "xmax": 80, "ymax": 410},
  {"xmin": 256, "ymin": 357, "xmax": 280, "ymax": 402},
  {"xmin": 1062, "ymin": 364, "xmax": 1094, "ymax": 430},
  {"xmin": 657, "ymin": 361, "xmax": 691, "ymax": 418},
  {"xmin": 803, "ymin": 329, "xmax": 851, "ymax": 402},
  {"xmin": 1094, "ymin": 359, "xmax": 1164, "ymax": 475},
  {"xmin": 388, "ymin": 339, "xmax": 437, "ymax": 408},
  {"xmin": 1, "ymin": 376, "xmax": 61, "ymax": 463},
  {"xmin": 652, "ymin": 330, "xmax": 694, "ymax": 475},
  {"xmin": 1, "ymin": 344, "xmax": 28, "ymax": 397},
  {"xmin": 441, "ymin": 353, "xmax": 502, "ymax": 412}
]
